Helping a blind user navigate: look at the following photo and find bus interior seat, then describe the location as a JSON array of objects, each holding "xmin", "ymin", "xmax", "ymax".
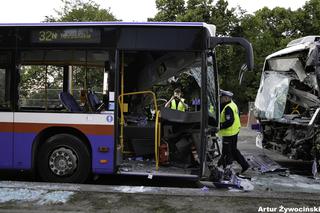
[
  {"xmin": 87, "ymin": 90, "xmax": 105, "ymax": 112},
  {"xmin": 59, "ymin": 91, "xmax": 82, "ymax": 113}
]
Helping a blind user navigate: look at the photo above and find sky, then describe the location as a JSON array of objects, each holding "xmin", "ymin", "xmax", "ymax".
[{"xmin": 0, "ymin": 0, "xmax": 310, "ymax": 23}]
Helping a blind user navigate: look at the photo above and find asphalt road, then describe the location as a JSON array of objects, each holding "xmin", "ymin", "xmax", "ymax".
[{"xmin": 0, "ymin": 179, "xmax": 319, "ymax": 213}]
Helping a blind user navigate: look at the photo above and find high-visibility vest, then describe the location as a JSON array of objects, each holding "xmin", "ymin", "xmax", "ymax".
[
  {"xmin": 171, "ymin": 99, "xmax": 186, "ymax": 112},
  {"xmin": 218, "ymin": 101, "xmax": 241, "ymax": 137}
]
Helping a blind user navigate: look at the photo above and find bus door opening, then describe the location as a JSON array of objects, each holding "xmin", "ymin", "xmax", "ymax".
[{"xmin": 116, "ymin": 50, "xmax": 205, "ymax": 178}]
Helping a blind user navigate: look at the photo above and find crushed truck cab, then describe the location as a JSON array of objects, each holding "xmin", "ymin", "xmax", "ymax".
[{"xmin": 255, "ymin": 36, "xmax": 320, "ymax": 163}]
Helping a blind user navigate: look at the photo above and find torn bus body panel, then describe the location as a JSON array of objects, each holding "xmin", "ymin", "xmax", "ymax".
[{"xmin": 255, "ymin": 36, "xmax": 320, "ymax": 162}]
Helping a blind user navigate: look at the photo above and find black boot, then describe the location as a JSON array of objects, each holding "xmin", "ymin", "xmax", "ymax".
[{"xmin": 241, "ymin": 162, "xmax": 250, "ymax": 174}]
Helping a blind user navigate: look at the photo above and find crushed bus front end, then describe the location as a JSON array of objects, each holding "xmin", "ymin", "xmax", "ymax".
[{"xmin": 255, "ymin": 36, "xmax": 320, "ymax": 163}]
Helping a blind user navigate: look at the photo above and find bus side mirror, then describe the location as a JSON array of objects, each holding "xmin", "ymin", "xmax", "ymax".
[{"xmin": 208, "ymin": 37, "xmax": 254, "ymax": 71}]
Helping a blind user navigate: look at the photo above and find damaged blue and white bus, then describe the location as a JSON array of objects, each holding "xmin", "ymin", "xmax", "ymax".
[{"xmin": 0, "ymin": 22, "xmax": 253, "ymax": 183}]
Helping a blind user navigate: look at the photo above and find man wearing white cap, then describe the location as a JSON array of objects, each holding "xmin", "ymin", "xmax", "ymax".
[{"xmin": 217, "ymin": 89, "xmax": 249, "ymax": 173}]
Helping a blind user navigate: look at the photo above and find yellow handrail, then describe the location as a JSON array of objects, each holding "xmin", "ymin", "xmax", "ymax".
[
  {"xmin": 117, "ymin": 91, "xmax": 160, "ymax": 170},
  {"xmin": 117, "ymin": 90, "xmax": 158, "ymax": 115}
]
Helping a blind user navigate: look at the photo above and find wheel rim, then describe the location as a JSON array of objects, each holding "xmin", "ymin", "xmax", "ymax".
[{"xmin": 48, "ymin": 147, "xmax": 78, "ymax": 177}]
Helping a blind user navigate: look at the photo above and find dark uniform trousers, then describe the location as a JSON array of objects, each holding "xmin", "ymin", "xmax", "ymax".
[{"xmin": 218, "ymin": 134, "xmax": 248, "ymax": 169}]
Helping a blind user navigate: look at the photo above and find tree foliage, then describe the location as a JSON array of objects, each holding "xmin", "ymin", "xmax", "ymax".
[
  {"xmin": 44, "ymin": 0, "xmax": 117, "ymax": 22},
  {"xmin": 151, "ymin": 0, "xmax": 320, "ymax": 112},
  {"xmin": 150, "ymin": 0, "xmax": 185, "ymax": 21},
  {"xmin": 296, "ymin": 0, "xmax": 320, "ymax": 35},
  {"xmin": 151, "ymin": 0, "xmax": 247, "ymax": 110}
]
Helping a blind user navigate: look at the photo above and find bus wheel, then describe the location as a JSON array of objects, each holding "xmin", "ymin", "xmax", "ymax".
[{"xmin": 37, "ymin": 134, "xmax": 91, "ymax": 183}]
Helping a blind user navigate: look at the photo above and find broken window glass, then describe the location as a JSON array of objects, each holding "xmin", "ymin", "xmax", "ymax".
[{"xmin": 255, "ymin": 72, "xmax": 290, "ymax": 119}]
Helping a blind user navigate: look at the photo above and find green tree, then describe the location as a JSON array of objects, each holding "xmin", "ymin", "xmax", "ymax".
[
  {"xmin": 237, "ymin": 7, "xmax": 300, "ymax": 107},
  {"xmin": 150, "ymin": 0, "xmax": 320, "ymax": 112},
  {"xmin": 150, "ymin": 0, "xmax": 249, "ymax": 110},
  {"xmin": 177, "ymin": 0, "xmax": 212, "ymax": 23},
  {"xmin": 150, "ymin": 0, "xmax": 185, "ymax": 21},
  {"xmin": 45, "ymin": 0, "xmax": 117, "ymax": 22},
  {"xmin": 152, "ymin": 0, "xmax": 239, "ymax": 35},
  {"xmin": 208, "ymin": 0, "xmax": 239, "ymax": 35},
  {"xmin": 294, "ymin": 0, "xmax": 320, "ymax": 35}
]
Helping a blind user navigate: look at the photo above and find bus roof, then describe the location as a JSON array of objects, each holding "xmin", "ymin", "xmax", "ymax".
[
  {"xmin": 0, "ymin": 22, "xmax": 203, "ymax": 27},
  {"xmin": 0, "ymin": 22, "xmax": 216, "ymax": 37},
  {"xmin": 0, "ymin": 22, "xmax": 216, "ymax": 51}
]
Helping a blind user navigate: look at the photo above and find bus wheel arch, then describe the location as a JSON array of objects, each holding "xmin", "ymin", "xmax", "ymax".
[{"xmin": 32, "ymin": 127, "xmax": 92, "ymax": 183}]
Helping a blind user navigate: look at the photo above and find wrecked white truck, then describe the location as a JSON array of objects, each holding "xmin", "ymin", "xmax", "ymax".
[{"xmin": 255, "ymin": 36, "xmax": 320, "ymax": 166}]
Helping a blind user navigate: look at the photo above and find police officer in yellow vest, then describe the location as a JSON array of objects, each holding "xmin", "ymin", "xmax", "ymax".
[
  {"xmin": 165, "ymin": 88, "xmax": 188, "ymax": 111},
  {"xmin": 217, "ymin": 89, "xmax": 249, "ymax": 173}
]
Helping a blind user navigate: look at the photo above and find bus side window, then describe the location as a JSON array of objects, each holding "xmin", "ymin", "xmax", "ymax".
[
  {"xmin": 0, "ymin": 68, "xmax": 9, "ymax": 109},
  {"xmin": 19, "ymin": 65, "xmax": 64, "ymax": 111}
]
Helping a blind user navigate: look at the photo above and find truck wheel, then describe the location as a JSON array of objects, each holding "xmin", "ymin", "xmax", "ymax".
[{"xmin": 37, "ymin": 134, "xmax": 91, "ymax": 183}]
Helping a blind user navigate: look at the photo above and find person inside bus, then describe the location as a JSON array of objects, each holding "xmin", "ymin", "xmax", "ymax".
[
  {"xmin": 165, "ymin": 88, "xmax": 188, "ymax": 111},
  {"xmin": 217, "ymin": 89, "xmax": 249, "ymax": 174}
]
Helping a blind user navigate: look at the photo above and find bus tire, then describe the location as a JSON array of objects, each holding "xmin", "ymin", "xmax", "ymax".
[{"xmin": 37, "ymin": 133, "xmax": 91, "ymax": 183}]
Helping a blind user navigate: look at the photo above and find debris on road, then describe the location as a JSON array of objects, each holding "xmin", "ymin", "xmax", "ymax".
[
  {"xmin": 200, "ymin": 186, "xmax": 209, "ymax": 192},
  {"xmin": 245, "ymin": 154, "xmax": 287, "ymax": 173},
  {"xmin": 209, "ymin": 166, "xmax": 254, "ymax": 191},
  {"xmin": 0, "ymin": 188, "xmax": 74, "ymax": 205}
]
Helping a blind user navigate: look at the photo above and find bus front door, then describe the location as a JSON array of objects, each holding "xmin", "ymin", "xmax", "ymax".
[{"xmin": 201, "ymin": 37, "xmax": 254, "ymax": 176}]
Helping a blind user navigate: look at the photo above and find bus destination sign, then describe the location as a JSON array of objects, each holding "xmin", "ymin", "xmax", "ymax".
[{"xmin": 31, "ymin": 28, "xmax": 101, "ymax": 44}]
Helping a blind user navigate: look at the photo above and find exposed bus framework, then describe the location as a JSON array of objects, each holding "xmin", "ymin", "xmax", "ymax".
[
  {"xmin": 0, "ymin": 22, "xmax": 253, "ymax": 183},
  {"xmin": 255, "ymin": 36, "xmax": 320, "ymax": 168}
]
